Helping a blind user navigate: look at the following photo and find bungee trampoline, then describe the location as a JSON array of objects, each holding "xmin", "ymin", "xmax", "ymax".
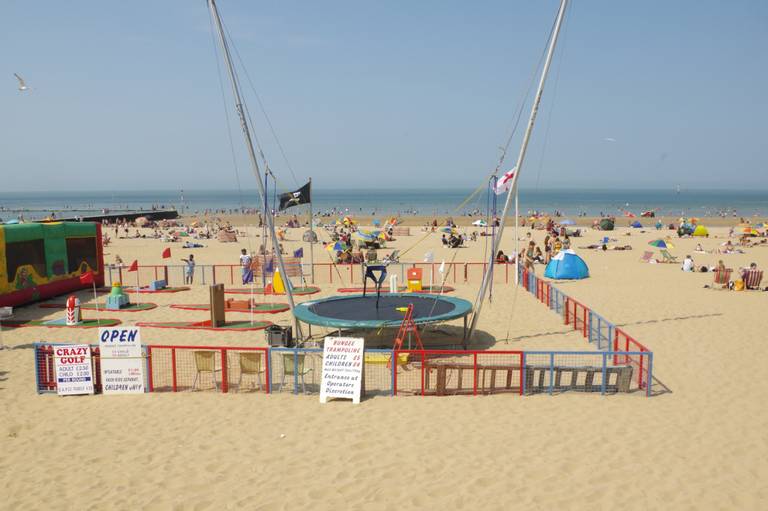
[{"xmin": 293, "ymin": 293, "xmax": 473, "ymax": 335}]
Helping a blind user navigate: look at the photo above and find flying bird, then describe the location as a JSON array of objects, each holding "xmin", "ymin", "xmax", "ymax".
[
  {"xmin": 602, "ymin": 137, "xmax": 617, "ymax": 143},
  {"xmin": 14, "ymin": 73, "xmax": 29, "ymax": 92}
]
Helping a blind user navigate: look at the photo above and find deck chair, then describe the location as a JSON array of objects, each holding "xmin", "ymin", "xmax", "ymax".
[
  {"xmin": 712, "ymin": 268, "xmax": 732, "ymax": 289},
  {"xmin": 659, "ymin": 249, "xmax": 677, "ymax": 263},
  {"xmin": 237, "ymin": 352, "xmax": 265, "ymax": 391},
  {"xmin": 192, "ymin": 351, "xmax": 220, "ymax": 391},
  {"xmin": 279, "ymin": 353, "xmax": 312, "ymax": 393},
  {"xmin": 743, "ymin": 269, "xmax": 763, "ymax": 290},
  {"xmin": 639, "ymin": 251, "xmax": 654, "ymax": 263}
]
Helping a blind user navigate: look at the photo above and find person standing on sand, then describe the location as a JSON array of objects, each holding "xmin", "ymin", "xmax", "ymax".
[
  {"xmin": 181, "ymin": 254, "xmax": 195, "ymax": 284},
  {"xmin": 240, "ymin": 248, "xmax": 253, "ymax": 281}
]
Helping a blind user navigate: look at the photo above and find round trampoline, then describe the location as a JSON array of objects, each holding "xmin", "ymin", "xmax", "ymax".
[{"xmin": 294, "ymin": 293, "xmax": 473, "ymax": 330}]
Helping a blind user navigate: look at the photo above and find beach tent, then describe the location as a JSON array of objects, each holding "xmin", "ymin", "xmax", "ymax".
[
  {"xmin": 599, "ymin": 218, "xmax": 614, "ymax": 230},
  {"xmin": 544, "ymin": 249, "xmax": 589, "ymax": 280},
  {"xmin": 471, "ymin": 219, "xmax": 487, "ymax": 227},
  {"xmin": 630, "ymin": 221, "xmax": 643, "ymax": 228},
  {"xmin": 692, "ymin": 225, "xmax": 709, "ymax": 237}
]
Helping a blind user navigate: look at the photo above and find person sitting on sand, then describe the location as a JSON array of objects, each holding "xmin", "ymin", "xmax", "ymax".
[
  {"xmin": 682, "ymin": 255, "xmax": 695, "ymax": 272},
  {"xmin": 695, "ymin": 243, "xmax": 705, "ymax": 254}
]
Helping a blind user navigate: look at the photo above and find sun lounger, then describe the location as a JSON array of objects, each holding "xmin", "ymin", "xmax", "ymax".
[
  {"xmin": 743, "ymin": 269, "xmax": 763, "ymax": 290},
  {"xmin": 659, "ymin": 249, "xmax": 677, "ymax": 263},
  {"xmin": 639, "ymin": 251, "xmax": 654, "ymax": 263},
  {"xmin": 712, "ymin": 268, "xmax": 732, "ymax": 289}
]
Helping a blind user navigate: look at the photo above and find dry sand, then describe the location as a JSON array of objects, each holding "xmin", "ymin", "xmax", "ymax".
[{"xmin": 2, "ymin": 220, "xmax": 767, "ymax": 509}]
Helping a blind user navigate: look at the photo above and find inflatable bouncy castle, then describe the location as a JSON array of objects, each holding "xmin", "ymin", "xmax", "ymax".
[{"xmin": 0, "ymin": 222, "xmax": 104, "ymax": 307}]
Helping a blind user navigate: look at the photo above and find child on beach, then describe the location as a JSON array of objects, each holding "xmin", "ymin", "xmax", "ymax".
[{"xmin": 181, "ymin": 254, "xmax": 195, "ymax": 284}]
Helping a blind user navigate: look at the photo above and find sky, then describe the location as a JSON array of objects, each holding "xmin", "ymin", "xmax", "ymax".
[{"xmin": 2, "ymin": 0, "xmax": 767, "ymax": 192}]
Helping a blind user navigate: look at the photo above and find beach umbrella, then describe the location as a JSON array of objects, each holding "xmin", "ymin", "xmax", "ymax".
[
  {"xmin": 326, "ymin": 241, "xmax": 347, "ymax": 252},
  {"xmin": 352, "ymin": 231, "xmax": 375, "ymax": 242},
  {"xmin": 649, "ymin": 239, "xmax": 674, "ymax": 249},
  {"xmin": 560, "ymin": 219, "xmax": 576, "ymax": 226},
  {"xmin": 692, "ymin": 225, "xmax": 709, "ymax": 237},
  {"xmin": 439, "ymin": 226, "xmax": 455, "ymax": 234},
  {"xmin": 472, "ymin": 219, "xmax": 487, "ymax": 227},
  {"xmin": 135, "ymin": 216, "xmax": 149, "ymax": 227},
  {"xmin": 742, "ymin": 228, "xmax": 759, "ymax": 236}
]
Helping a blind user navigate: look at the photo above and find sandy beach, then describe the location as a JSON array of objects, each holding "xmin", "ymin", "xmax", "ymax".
[{"xmin": 2, "ymin": 217, "xmax": 767, "ymax": 510}]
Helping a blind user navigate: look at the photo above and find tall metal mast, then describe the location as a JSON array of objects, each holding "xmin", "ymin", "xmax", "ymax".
[
  {"xmin": 467, "ymin": 0, "xmax": 568, "ymax": 340},
  {"xmin": 208, "ymin": 0, "xmax": 303, "ymax": 338}
]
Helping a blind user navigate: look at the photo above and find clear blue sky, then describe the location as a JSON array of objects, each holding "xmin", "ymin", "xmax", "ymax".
[{"xmin": 3, "ymin": 0, "xmax": 767, "ymax": 192}]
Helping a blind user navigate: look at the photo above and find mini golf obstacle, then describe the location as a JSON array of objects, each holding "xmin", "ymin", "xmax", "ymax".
[
  {"xmin": 138, "ymin": 284, "xmax": 273, "ymax": 332},
  {"xmin": 170, "ymin": 300, "xmax": 289, "ymax": 314},
  {"xmin": 39, "ymin": 282, "xmax": 157, "ymax": 312},
  {"xmin": 2, "ymin": 294, "xmax": 121, "ymax": 329}
]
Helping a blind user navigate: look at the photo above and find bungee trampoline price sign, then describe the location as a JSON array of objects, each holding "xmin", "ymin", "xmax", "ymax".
[
  {"xmin": 98, "ymin": 327, "xmax": 145, "ymax": 394},
  {"xmin": 319, "ymin": 337, "xmax": 364, "ymax": 404}
]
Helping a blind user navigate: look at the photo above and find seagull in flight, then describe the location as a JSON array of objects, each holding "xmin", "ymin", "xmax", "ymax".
[
  {"xmin": 14, "ymin": 73, "xmax": 29, "ymax": 92},
  {"xmin": 602, "ymin": 137, "xmax": 617, "ymax": 143}
]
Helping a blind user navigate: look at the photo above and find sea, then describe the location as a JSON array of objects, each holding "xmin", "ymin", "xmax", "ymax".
[{"xmin": 0, "ymin": 188, "xmax": 766, "ymax": 221}]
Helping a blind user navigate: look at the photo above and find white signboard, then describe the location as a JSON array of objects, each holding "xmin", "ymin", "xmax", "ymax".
[
  {"xmin": 319, "ymin": 337, "xmax": 364, "ymax": 404},
  {"xmin": 99, "ymin": 327, "xmax": 145, "ymax": 394},
  {"xmin": 54, "ymin": 344, "xmax": 94, "ymax": 396}
]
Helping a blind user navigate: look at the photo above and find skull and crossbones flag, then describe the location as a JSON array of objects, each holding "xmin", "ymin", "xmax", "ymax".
[{"xmin": 278, "ymin": 181, "xmax": 311, "ymax": 210}]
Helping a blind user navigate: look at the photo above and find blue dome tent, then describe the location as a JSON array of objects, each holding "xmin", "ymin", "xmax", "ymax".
[
  {"xmin": 544, "ymin": 249, "xmax": 589, "ymax": 280},
  {"xmin": 630, "ymin": 221, "xmax": 643, "ymax": 228}
]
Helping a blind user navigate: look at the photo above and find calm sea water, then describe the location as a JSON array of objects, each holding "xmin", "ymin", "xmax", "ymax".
[{"xmin": 0, "ymin": 188, "xmax": 766, "ymax": 221}]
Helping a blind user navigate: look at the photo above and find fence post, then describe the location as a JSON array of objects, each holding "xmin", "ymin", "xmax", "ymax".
[
  {"xmin": 163, "ymin": 266, "xmax": 169, "ymax": 284},
  {"xmin": 564, "ymin": 298, "xmax": 570, "ymax": 325},
  {"xmin": 601, "ymin": 352, "xmax": 607, "ymax": 395},
  {"xmin": 220, "ymin": 348, "xmax": 228, "ymax": 393},
  {"xmin": 519, "ymin": 352, "xmax": 525, "ymax": 396},
  {"xmin": 266, "ymin": 348, "xmax": 272, "ymax": 394},
  {"xmin": 390, "ymin": 349, "xmax": 396, "ymax": 396},
  {"xmin": 33, "ymin": 344, "xmax": 41, "ymax": 394},
  {"xmin": 146, "ymin": 346, "xmax": 153, "ymax": 392},
  {"xmin": 212, "ymin": 265, "xmax": 217, "ymax": 285},
  {"xmin": 293, "ymin": 348, "xmax": 299, "ymax": 395},
  {"xmin": 638, "ymin": 349, "xmax": 644, "ymax": 390},
  {"xmin": 549, "ymin": 353, "xmax": 555, "ymax": 395},
  {"xmin": 230, "ymin": 266, "xmax": 234, "ymax": 285},
  {"xmin": 171, "ymin": 347, "xmax": 177, "ymax": 392},
  {"xmin": 646, "ymin": 352, "xmax": 653, "ymax": 397},
  {"xmin": 393, "ymin": 350, "xmax": 398, "ymax": 396},
  {"xmin": 420, "ymin": 351, "xmax": 426, "ymax": 396},
  {"xmin": 582, "ymin": 306, "xmax": 588, "ymax": 338},
  {"xmin": 613, "ymin": 331, "xmax": 618, "ymax": 365},
  {"xmin": 473, "ymin": 352, "xmax": 478, "ymax": 396}
]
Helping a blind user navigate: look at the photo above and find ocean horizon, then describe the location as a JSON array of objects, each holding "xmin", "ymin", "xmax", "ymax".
[{"xmin": 1, "ymin": 188, "xmax": 766, "ymax": 220}]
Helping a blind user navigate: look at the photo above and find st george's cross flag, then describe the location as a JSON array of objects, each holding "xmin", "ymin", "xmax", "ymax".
[{"xmin": 494, "ymin": 167, "xmax": 517, "ymax": 195}]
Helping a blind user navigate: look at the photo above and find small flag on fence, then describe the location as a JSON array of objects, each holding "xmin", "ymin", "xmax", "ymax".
[
  {"xmin": 293, "ymin": 247, "xmax": 304, "ymax": 258},
  {"xmin": 439, "ymin": 260, "xmax": 446, "ymax": 274},
  {"xmin": 127, "ymin": 260, "xmax": 138, "ymax": 272},
  {"xmin": 242, "ymin": 268, "xmax": 254, "ymax": 285},
  {"xmin": 162, "ymin": 247, "xmax": 171, "ymax": 259},
  {"xmin": 79, "ymin": 271, "xmax": 94, "ymax": 285}
]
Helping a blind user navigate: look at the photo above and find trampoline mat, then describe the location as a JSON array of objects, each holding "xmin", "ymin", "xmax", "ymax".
[{"xmin": 308, "ymin": 295, "xmax": 457, "ymax": 323}]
